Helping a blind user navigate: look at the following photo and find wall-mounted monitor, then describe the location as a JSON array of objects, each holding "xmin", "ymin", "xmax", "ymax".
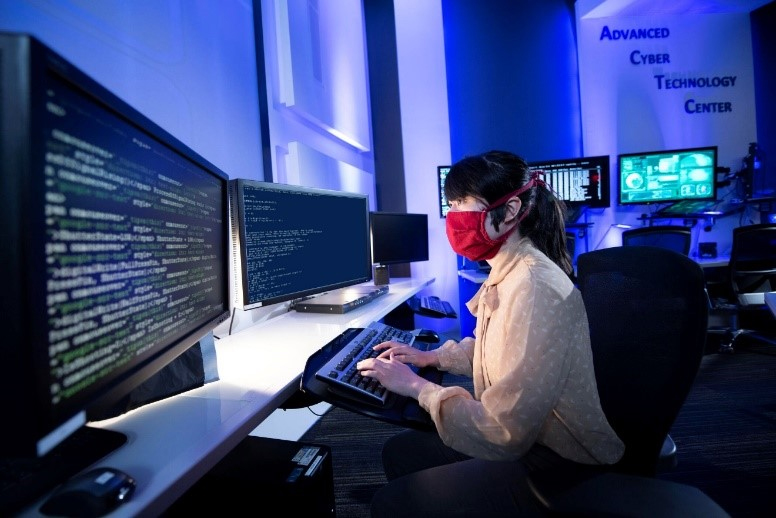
[
  {"xmin": 528, "ymin": 155, "xmax": 611, "ymax": 208},
  {"xmin": 1, "ymin": 32, "xmax": 231, "ymax": 462},
  {"xmin": 229, "ymin": 180, "xmax": 372, "ymax": 310},
  {"xmin": 370, "ymin": 212, "xmax": 430, "ymax": 266},
  {"xmin": 437, "ymin": 165, "xmax": 451, "ymax": 218},
  {"xmin": 617, "ymin": 146, "xmax": 718, "ymax": 205}
]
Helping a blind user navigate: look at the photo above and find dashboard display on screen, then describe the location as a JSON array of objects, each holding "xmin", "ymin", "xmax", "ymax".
[
  {"xmin": 528, "ymin": 155, "xmax": 610, "ymax": 208},
  {"xmin": 618, "ymin": 146, "xmax": 717, "ymax": 205}
]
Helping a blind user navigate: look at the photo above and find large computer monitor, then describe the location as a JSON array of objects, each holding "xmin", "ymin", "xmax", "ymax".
[
  {"xmin": 370, "ymin": 212, "xmax": 430, "ymax": 266},
  {"xmin": 229, "ymin": 180, "xmax": 372, "ymax": 310},
  {"xmin": 527, "ymin": 155, "xmax": 611, "ymax": 208},
  {"xmin": 617, "ymin": 146, "xmax": 718, "ymax": 205},
  {"xmin": 0, "ymin": 33, "xmax": 231, "ymax": 459}
]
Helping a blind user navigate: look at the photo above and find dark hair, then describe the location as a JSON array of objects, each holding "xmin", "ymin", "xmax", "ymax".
[{"xmin": 444, "ymin": 150, "xmax": 572, "ymax": 275}]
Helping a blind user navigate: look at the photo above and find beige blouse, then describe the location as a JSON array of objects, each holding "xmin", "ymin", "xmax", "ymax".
[{"xmin": 418, "ymin": 236, "xmax": 625, "ymax": 464}]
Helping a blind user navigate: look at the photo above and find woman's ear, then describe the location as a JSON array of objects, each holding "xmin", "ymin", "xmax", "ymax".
[{"xmin": 504, "ymin": 197, "xmax": 522, "ymax": 223}]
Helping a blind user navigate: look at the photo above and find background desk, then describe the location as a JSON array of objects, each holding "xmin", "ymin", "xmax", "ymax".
[
  {"xmin": 694, "ymin": 255, "xmax": 730, "ymax": 268},
  {"xmin": 19, "ymin": 277, "xmax": 434, "ymax": 517}
]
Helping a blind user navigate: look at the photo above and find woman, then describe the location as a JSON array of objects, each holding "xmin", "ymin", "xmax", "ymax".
[{"xmin": 357, "ymin": 150, "xmax": 624, "ymax": 517}]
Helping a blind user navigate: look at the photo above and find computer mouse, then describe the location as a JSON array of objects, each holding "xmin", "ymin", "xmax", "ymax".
[
  {"xmin": 414, "ymin": 329, "xmax": 440, "ymax": 343},
  {"xmin": 40, "ymin": 467, "xmax": 136, "ymax": 517}
]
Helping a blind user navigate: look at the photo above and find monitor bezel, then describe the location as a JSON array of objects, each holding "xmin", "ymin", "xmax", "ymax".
[
  {"xmin": 230, "ymin": 179, "xmax": 373, "ymax": 310},
  {"xmin": 617, "ymin": 145, "xmax": 718, "ymax": 206}
]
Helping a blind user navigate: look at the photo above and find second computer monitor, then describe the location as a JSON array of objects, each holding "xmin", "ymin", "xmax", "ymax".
[
  {"xmin": 229, "ymin": 180, "xmax": 372, "ymax": 310},
  {"xmin": 527, "ymin": 155, "xmax": 611, "ymax": 208}
]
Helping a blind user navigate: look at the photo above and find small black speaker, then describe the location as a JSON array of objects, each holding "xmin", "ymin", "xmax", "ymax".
[
  {"xmin": 374, "ymin": 265, "xmax": 390, "ymax": 285},
  {"xmin": 698, "ymin": 242, "xmax": 717, "ymax": 258}
]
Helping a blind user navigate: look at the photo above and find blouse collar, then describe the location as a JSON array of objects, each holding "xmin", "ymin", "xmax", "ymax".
[{"xmin": 466, "ymin": 236, "xmax": 534, "ymax": 314}]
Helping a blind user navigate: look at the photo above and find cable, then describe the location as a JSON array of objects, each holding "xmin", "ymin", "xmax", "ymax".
[
  {"xmin": 307, "ymin": 406, "xmax": 326, "ymax": 417},
  {"xmin": 227, "ymin": 307, "xmax": 237, "ymax": 335}
]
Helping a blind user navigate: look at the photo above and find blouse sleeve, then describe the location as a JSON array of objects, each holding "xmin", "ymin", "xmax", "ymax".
[{"xmin": 435, "ymin": 336, "xmax": 475, "ymax": 376}]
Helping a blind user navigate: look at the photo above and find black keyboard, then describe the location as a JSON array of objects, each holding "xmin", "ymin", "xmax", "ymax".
[
  {"xmin": 0, "ymin": 426, "xmax": 126, "ymax": 515},
  {"xmin": 315, "ymin": 322, "xmax": 424, "ymax": 406},
  {"xmin": 422, "ymin": 296, "xmax": 456, "ymax": 317},
  {"xmin": 407, "ymin": 296, "xmax": 457, "ymax": 318}
]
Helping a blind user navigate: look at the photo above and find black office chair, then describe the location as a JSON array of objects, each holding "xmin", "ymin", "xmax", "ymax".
[
  {"xmin": 527, "ymin": 246, "xmax": 729, "ymax": 517},
  {"xmin": 709, "ymin": 223, "xmax": 776, "ymax": 353},
  {"xmin": 621, "ymin": 224, "xmax": 693, "ymax": 468},
  {"xmin": 621, "ymin": 225, "xmax": 692, "ymax": 256}
]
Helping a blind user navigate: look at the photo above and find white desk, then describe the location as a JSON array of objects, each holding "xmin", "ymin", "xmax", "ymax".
[
  {"xmin": 692, "ymin": 255, "xmax": 730, "ymax": 269},
  {"xmin": 20, "ymin": 277, "xmax": 434, "ymax": 517}
]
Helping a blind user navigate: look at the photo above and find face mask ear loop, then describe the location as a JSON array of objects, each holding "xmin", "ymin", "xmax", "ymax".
[
  {"xmin": 515, "ymin": 170, "xmax": 554, "ymax": 224},
  {"xmin": 487, "ymin": 169, "xmax": 549, "ymax": 211},
  {"xmin": 488, "ymin": 174, "xmax": 536, "ymax": 226},
  {"xmin": 485, "ymin": 170, "xmax": 552, "ymax": 227}
]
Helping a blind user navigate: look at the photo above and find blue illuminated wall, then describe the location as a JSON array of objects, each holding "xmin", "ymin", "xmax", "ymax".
[
  {"xmin": 751, "ymin": 2, "xmax": 776, "ymax": 198},
  {"xmin": 0, "ymin": 1, "xmax": 263, "ymax": 184},
  {"xmin": 442, "ymin": 0, "xmax": 581, "ymax": 163}
]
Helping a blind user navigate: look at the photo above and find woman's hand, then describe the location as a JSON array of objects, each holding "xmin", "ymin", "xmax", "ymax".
[
  {"xmin": 357, "ymin": 349, "xmax": 430, "ymax": 399},
  {"xmin": 372, "ymin": 341, "xmax": 440, "ymax": 368}
]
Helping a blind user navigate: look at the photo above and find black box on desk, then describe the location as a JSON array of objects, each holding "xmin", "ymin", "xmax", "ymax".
[
  {"xmin": 165, "ymin": 436, "xmax": 335, "ymax": 516},
  {"xmin": 374, "ymin": 264, "xmax": 390, "ymax": 285},
  {"xmin": 698, "ymin": 242, "xmax": 718, "ymax": 258}
]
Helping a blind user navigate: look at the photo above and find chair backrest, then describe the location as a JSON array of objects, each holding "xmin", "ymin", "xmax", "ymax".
[
  {"xmin": 576, "ymin": 246, "xmax": 708, "ymax": 477},
  {"xmin": 621, "ymin": 225, "xmax": 692, "ymax": 256},
  {"xmin": 729, "ymin": 223, "xmax": 776, "ymax": 302}
]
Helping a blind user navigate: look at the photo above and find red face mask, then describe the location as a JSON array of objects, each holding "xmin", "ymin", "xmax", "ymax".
[{"xmin": 445, "ymin": 179, "xmax": 537, "ymax": 262}]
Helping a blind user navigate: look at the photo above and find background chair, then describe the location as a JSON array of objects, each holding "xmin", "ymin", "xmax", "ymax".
[
  {"xmin": 527, "ymin": 246, "xmax": 728, "ymax": 516},
  {"xmin": 565, "ymin": 230, "xmax": 577, "ymax": 281},
  {"xmin": 709, "ymin": 223, "xmax": 776, "ymax": 353},
  {"xmin": 621, "ymin": 225, "xmax": 692, "ymax": 256},
  {"xmin": 565, "ymin": 230, "xmax": 576, "ymax": 259}
]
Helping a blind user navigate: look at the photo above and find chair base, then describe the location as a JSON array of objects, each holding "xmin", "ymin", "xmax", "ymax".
[
  {"xmin": 659, "ymin": 435, "xmax": 678, "ymax": 472},
  {"xmin": 528, "ymin": 466, "xmax": 730, "ymax": 517},
  {"xmin": 718, "ymin": 329, "xmax": 745, "ymax": 354},
  {"xmin": 708, "ymin": 301, "xmax": 776, "ymax": 353},
  {"xmin": 708, "ymin": 327, "xmax": 776, "ymax": 354}
]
